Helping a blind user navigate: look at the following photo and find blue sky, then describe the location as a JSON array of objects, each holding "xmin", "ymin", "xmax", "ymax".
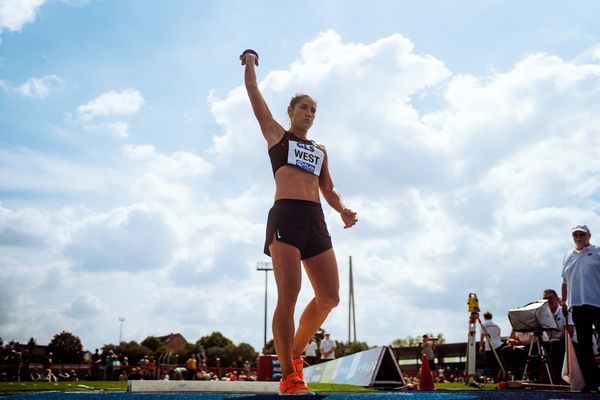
[{"xmin": 2, "ymin": 0, "xmax": 600, "ymax": 354}]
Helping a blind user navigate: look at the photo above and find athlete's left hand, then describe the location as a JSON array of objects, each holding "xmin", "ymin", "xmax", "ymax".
[{"xmin": 341, "ymin": 208, "xmax": 358, "ymax": 229}]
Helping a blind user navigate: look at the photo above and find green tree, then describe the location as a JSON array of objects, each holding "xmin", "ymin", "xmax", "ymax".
[
  {"xmin": 114, "ymin": 341, "xmax": 153, "ymax": 365},
  {"xmin": 391, "ymin": 332, "xmax": 446, "ymax": 347},
  {"xmin": 236, "ymin": 342, "xmax": 258, "ymax": 364},
  {"xmin": 198, "ymin": 332, "xmax": 233, "ymax": 349},
  {"xmin": 141, "ymin": 336, "xmax": 162, "ymax": 352},
  {"xmin": 434, "ymin": 333, "xmax": 445, "ymax": 344},
  {"xmin": 335, "ymin": 341, "xmax": 371, "ymax": 358},
  {"xmin": 262, "ymin": 339, "xmax": 276, "ymax": 355},
  {"xmin": 178, "ymin": 342, "xmax": 206, "ymax": 362},
  {"xmin": 196, "ymin": 332, "xmax": 234, "ymax": 366},
  {"xmin": 48, "ymin": 331, "xmax": 84, "ymax": 363},
  {"xmin": 391, "ymin": 335, "xmax": 421, "ymax": 347}
]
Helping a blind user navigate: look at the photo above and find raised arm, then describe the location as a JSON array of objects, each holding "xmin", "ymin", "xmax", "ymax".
[
  {"xmin": 240, "ymin": 50, "xmax": 284, "ymax": 146},
  {"xmin": 318, "ymin": 146, "xmax": 358, "ymax": 229}
]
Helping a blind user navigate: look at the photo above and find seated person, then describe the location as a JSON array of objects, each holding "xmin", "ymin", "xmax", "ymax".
[
  {"xmin": 541, "ymin": 289, "xmax": 573, "ymax": 384},
  {"xmin": 501, "ymin": 330, "xmax": 532, "ymax": 380},
  {"xmin": 40, "ymin": 369, "xmax": 58, "ymax": 382},
  {"xmin": 57, "ymin": 370, "xmax": 71, "ymax": 381},
  {"xmin": 29, "ymin": 368, "xmax": 41, "ymax": 382}
]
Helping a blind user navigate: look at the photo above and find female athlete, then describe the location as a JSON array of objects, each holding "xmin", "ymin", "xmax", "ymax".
[{"xmin": 241, "ymin": 50, "xmax": 358, "ymax": 394}]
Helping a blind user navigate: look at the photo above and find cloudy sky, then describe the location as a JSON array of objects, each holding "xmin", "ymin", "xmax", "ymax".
[{"xmin": 2, "ymin": 0, "xmax": 600, "ymax": 354}]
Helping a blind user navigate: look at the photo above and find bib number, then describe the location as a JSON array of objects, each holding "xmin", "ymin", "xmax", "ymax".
[{"xmin": 287, "ymin": 141, "xmax": 324, "ymax": 176}]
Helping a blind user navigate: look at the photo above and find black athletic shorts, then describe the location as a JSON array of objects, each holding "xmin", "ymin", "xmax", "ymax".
[{"xmin": 264, "ymin": 199, "xmax": 332, "ymax": 260}]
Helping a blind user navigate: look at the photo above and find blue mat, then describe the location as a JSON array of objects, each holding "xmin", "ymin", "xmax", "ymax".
[{"xmin": 4, "ymin": 391, "xmax": 600, "ymax": 400}]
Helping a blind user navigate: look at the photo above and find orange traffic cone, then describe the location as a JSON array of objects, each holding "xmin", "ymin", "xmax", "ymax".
[{"xmin": 419, "ymin": 353, "xmax": 435, "ymax": 391}]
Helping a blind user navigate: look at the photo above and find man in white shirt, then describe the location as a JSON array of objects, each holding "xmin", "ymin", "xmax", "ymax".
[
  {"xmin": 303, "ymin": 338, "xmax": 318, "ymax": 365},
  {"xmin": 562, "ymin": 224, "xmax": 600, "ymax": 392},
  {"xmin": 319, "ymin": 332, "xmax": 336, "ymax": 361},
  {"xmin": 479, "ymin": 311, "xmax": 503, "ymax": 382}
]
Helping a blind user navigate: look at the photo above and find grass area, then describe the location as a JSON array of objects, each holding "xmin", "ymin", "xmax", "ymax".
[
  {"xmin": 0, "ymin": 381, "xmax": 127, "ymax": 395},
  {"xmin": 0, "ymin": 381, "xmax": 368, "ymax": 395},
  {"xmin": 435, "ymin": 382, "xmax": 497, "ymax": 390},
  {"xmin": 307, "ymin": 382, "xmax": 371, "ymax": 391},
  {"xmin": 0, "ymin": 380, "xmax": 496, "ymax": 395}
]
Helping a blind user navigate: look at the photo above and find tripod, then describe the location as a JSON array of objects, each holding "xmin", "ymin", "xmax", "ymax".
[{"xmin": 522, "ymin": 332, "xmax": 553, "ymax": 384}]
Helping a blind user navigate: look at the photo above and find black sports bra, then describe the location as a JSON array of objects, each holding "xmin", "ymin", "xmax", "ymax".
[{"xmin": 268, "ymin": 131, "xmax": 325, "ymax": 177}]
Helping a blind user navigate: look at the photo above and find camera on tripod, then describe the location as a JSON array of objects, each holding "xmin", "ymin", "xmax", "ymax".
[
  {"xmin": 508, "ymin": 300, "xmax": 558, "ymax": 332},
  {"xmin": 507, "ymin": 299, "xmax": 559, "ymax": 384}
]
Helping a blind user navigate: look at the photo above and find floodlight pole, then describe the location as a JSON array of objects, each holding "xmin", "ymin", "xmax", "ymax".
[
  {"xmin": 256, "ymin": 261, "xmax": 273, "ymax": 352},
  {"xmin": 348, "ymin": 256, "xmax": 356, "ymax": 343},
  {"xmin": 118, "ymin": 317, "xmax": 125, "ymax": 344}
]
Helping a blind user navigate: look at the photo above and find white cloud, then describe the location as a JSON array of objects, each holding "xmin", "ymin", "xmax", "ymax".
[
  {"xmin": 17, "ymin": 75, "xmax": 64, "ymax": 98},
  {"xmin": 0, "ymin": 147, "xmax": 121, "ymax": 194},
  {"xmin": 0, "ymin": 0, "xmax": 45, "ymax": 32},
  {"xmin": 4, "ymin": 30, "xmax": 600, "ymax": 351},
  {"xmin": 81, "ymin": 120, "xmax": 130, "ymax": 139},
  {"xmin": 120, "ymin": 144, "xmax": 214, "ymax": 206},
  {"xmin": 0, "ymin": 75, "xmax": 64, "ymax": 98},
  {"xmin": 203, "ymin": 31, "xmax": 600, "ymax": 348},
  {"xmin": 63, "ymin": 294, "xmax": 107, "ymax": 318},
  {"xmin": 75, "ymin": 89, "xmax": 145, "ymax": 139},
  {"xmin": 64, "ymin": 205, "xmax": 176, "ymax": 272},
  {"xmin": 102, "ymin": 121, "xmax": 129, "ymax": 139},
  {"xmin": 77, "ymin": 89, "xmax": 144, "ymax": 121},
  {"xmin": 121, "ymin": 144, "xmax": 214, "ymax": 178}
]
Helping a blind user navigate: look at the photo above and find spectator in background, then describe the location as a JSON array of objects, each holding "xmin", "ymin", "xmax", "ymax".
[
  {"xmin": 57, "ymin": 370, "xmax": 71, "ymax": 381},
  {"xmin": 111, "ymin": 354, "xmax": 122, "ymax": 380},
  {"xmin": 104, "ymin": 350, "xmax": 115, "ymax": 380},
  {"xmin": 129, "ymin": 367, "xmax": 142, "ymax": 380},
  {"xmin": 542, "ymin": 288, "xmax": 573, "ymax": 384},
  {"xmin": 215, "ymin": 357, "xmax": 222, "ymax": 379},
  {"xmin": 196, "ymin": 363, "xmax": 210, "ymax": 381},
  {"xmin": 138, "ymin": 355, "xmax": 149, "ymax": 378},
  {"xmin": 502, "ymin": 330, "xmax": 532, "ymax": 380},
  {"xmin": 147, "ymin": 356, "xmax": 156, "ymax": 379},
  {"xmin": 420, "ymin": 334, "xmax": 436, "ymax": 373},
  {"xmin": 29, "ymin": 368, "xmax": 41, "ymax": 382},
  {"xmin": 43, "ymin": 352, "xmax": 53, "ymax": 371},
  {"xmin": 172, "ymin": 367, "xmax": 187, "ymax": 380},
  {"xmin": 20, "ymin": 350, "xmax": 31, "ymax": 383},
  {"xmin": 14, "ymin": 351, "xmax": 23, "ymax": 382},
  {"xmin": 479, "ymin": 311, "xmax": 504, "ymax": 382},
  {"xmin": 304, "ymin": 338, "xmax": 318, "ymax": 365},
  {"xmin": 319, "ymin": 332, "xmax": 336, "ymax": 361},
  {"xmin": 185, "ymin": 354, "xmax": 197, "ymax": 380},
  {"xmin": 91, "ymin": 349, "xmax": 101, "ymax": 381},
  {"xmin": 68, "ymin": 369, "xmax": 78, "ymax": 381},
  {"xmin": 40, "ymin": 369, "xmax": 58, "ymax": 383}
]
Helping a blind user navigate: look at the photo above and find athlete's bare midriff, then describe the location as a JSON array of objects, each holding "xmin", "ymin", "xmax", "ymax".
[{"xmin": 274, "ymin": 166, "xmax": 320, "ymax": 203}]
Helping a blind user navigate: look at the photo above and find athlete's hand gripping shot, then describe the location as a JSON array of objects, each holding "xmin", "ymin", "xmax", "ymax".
[{"xmin": 241, "ymin": 49, "xmax": 358, "ymax": 394}]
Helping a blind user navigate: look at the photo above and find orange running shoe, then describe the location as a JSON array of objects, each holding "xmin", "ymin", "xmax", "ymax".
[
  {"xmin": 279, "ymin": 372, "xmax": 313, "ymax": 395},
  {"xmin": 292, "ymin": 357, "xmax": 304, "ymax": 381}
]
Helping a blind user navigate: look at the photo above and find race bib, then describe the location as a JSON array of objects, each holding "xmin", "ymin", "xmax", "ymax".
[{"xmin": 287, "ymin": 140, "xmax": 324, "ymax": 176}]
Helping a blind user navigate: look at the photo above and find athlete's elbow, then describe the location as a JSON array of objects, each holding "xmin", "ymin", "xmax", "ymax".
[{"xmin": 320, "ymin": 187, "xmax": 336, "ymax": 200}]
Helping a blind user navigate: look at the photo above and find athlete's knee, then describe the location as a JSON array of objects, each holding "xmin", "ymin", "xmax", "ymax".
[
  {"xmin": 276, "ymin": 284, "xmax": 302, "ymax": 308},
  {"xmin": 317, "ymin": 292, "xmax": 340, "ymax": 310}
]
